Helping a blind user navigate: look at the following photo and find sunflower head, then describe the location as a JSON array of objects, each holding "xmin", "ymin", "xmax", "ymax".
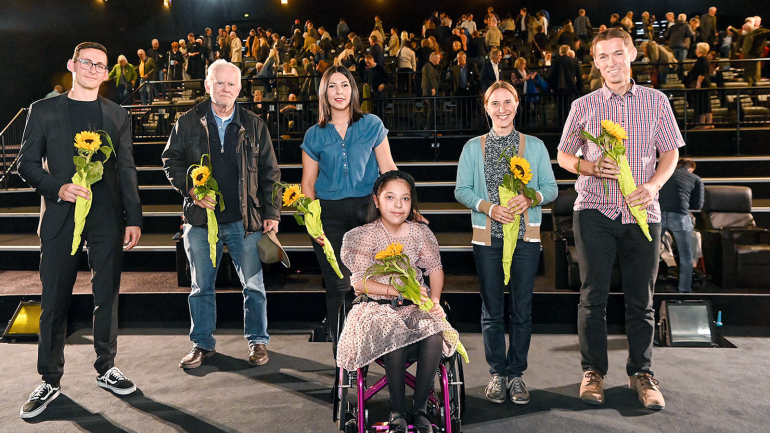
[
  {"xmin": 191, "ymin": 166, "xmax": 211, "ymax": 187},
  {"xmin": 74, "ymin": 131, "xmax": 102, "ymax": 152},
  {"xmin": 601, "ymin": 120, "xmax": 628, "ymax": 141},
  {"xmin": 282, "ymin": 184, "xmax": 305, "ymax": 207},
  {"xmin": 375, "ymin": 242, "xmax": 404, "ymax": 261},
  {"xmin": 509, "ymin": 156, "xmax": 533, "ymax": 185}
]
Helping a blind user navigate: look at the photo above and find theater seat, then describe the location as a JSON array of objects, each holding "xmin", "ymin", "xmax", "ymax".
[
  {"xmin": 701, "ymin": 186, "xmax": 770, "ymax": 289},
  {"xmin": 541, "ymin": 188, "xmax": 621, "ymax": 290}
]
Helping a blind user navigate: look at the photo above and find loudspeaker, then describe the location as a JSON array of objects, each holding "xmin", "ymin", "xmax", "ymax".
[{"xmin": 658, "ymin": 300, "xmax": 718, "ymax": 347}]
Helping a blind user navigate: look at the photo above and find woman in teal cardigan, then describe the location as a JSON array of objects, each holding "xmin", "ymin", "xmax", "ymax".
[
  {"xmin": 108, "ymin": 55, "xmax": 137, "ymax": 104},
  {"xmin": 455, "ymin": 81, "xmax": 557, "ymax": 406}
]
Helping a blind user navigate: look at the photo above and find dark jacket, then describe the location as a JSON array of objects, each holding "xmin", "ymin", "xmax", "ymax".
[
  {"xmin": 548, "ymin": 54, "xmax": 583, "ymax": 93},
  {"xmin": 467, "ymin": 37, "xmax": 487, "ymax": 59},
  {"xmin": 369, "ymin": 43, "xmax": 385, "ymax": 67},
  {"xmin": 421, "ymin": 62, "xmax": 441, "ymax": 96},
  {"xmin": 450, "ymin": 62, "xmax": 481, "ymax": 94},
  {"xmin": 480, "ymin": 60, "xmax": 500, "ymax": 91},
  {"xmin": 167, "ymin": 50, "xmax": 185, "ymax": 80},
  {"xmin": 659, "ymin": 167, "xmax": 704, "ymax": 214},
  {"xmin": 161, "ymin": 100, "xmax": 281, "ymax": 233},
  {"xmin": 18, "ymin": 93, "xmax": 142, "ymax": 240},
  {"xmin": 147, "ymin": 47, "xmax": 167, "ymax": 71},
  {"xmin": 665, "ymin": 21, "xmax": 695, "ymax": 48}
]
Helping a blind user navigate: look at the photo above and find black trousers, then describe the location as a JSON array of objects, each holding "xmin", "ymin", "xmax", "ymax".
[
  {"xmin": 38, "ymin": 205, "xmax": 124, "ymax": 385},
  {"xmin": 573, "ymin": 210, "xmax": 661, "ymax": 377},
  {"xmin": 312, "ymin": 196, "xmax": 369, "ymax": 351}
]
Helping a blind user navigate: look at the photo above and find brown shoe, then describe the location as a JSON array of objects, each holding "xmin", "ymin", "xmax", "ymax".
[
  {"xmin": 629, "ymin": 373, "xmax": 665, "ymax": 410},
  {"xmin": 179, "ymin": 347, "xmax": 215, "ymax": 369},
  {"xmin": 248, "ymin": 344, "xmax": 269, "ymax": 366},
  {"xmin": 579, "ymin": 370, "xmax": 605, "ymax": 405}
]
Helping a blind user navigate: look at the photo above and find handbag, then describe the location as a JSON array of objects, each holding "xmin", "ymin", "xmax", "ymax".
[{"xmin": 316, "ymin": 60, "xmax": 330, "ymax": 74}]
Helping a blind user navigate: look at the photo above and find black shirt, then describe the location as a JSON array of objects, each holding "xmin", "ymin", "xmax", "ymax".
[
  {"xmin": 68, "ymin": 98, "xmax": 110, "ymax": 208},
  {"xmin": 659, "ymin": 167, "xmax": 705, "ymax": 215},
  {"xmin": 207, "ymin": 105, "xmax": 243, "ymax": 223}
]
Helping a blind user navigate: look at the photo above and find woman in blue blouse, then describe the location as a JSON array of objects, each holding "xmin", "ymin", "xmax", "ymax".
[
  {"xmin": 455, "ymin": 81, "xmax": 557, "ymax": 406},
  {"xmin": 300, "ymin": 65, "xmax": 397, "ymax": 353}
]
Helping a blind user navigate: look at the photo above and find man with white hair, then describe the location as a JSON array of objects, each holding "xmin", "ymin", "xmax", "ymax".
[
  {"xmin": 699, "ymin": 7, "xmax": 718, "ymax": 48},
  {"xmin": 162, "ymin": 60, "xmax": 281, "ymax": 369}
]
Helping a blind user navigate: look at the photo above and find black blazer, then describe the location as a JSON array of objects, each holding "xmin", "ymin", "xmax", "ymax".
[
  {"xmin": 18, "ymin": 93, "xmax": 143, "ymax": 240},
  {"xmin": 548, "ymin": 55, "xmax": 583, "ymax": 94},
  {"xmin": 480, "ymin": 61, "xmax": 500, "ymax": 91},
  {"xmin": 450, "ymin": 63, "xmax": 481, "ymax": 94}
]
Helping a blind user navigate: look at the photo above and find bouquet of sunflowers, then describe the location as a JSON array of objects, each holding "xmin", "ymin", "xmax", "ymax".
[
  {"xmin": 70, "ymin": 130, "xmax": 115, "ymax": 255},
  {"xmin": 363, "ymin": 242, "xmax": 469, "ymax": 363},
  {"xmin": 580, "ymin": 120, "xmax": 652, "ymax": 241},
  {"xmin": 497, "ymin": 153, "xmax": 540, "ymax": 284},
  {"xmin": 188, "ymin": 155, "xmax": 225, "ymax": 267},
  {"xmin": 276, "ymin": 183, "xmax": 343, "ymax": 279}
]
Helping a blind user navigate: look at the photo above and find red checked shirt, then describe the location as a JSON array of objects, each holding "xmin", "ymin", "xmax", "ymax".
[{"xmin": 558, "ymin": 82, "xmax": 685, "ymax": 223}]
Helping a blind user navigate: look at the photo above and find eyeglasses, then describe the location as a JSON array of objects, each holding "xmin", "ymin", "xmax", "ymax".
[{"xmin": 74, "ymin": 58, "xmax": 108, "ymax": 73}]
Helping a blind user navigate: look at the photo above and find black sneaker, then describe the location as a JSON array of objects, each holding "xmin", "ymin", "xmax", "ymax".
[
  {"xmin": 96, "ymin": 367, "xmax": 137, "ymax": 395},
  {"xmin": 20, "ymin": 382, "xmax": 60, "ymax": 419}
]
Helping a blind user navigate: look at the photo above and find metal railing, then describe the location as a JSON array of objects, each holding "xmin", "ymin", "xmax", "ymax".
[{"xmin": 0, "ymin": 108, "xmax": 29, "ymax": 189}]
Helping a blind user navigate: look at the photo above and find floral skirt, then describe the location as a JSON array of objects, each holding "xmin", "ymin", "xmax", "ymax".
[{"xmin": 336, "ymin": 301, "xmax": 459, "ymax": 371}]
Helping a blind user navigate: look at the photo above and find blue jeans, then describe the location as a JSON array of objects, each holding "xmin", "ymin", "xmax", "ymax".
[
  {"xmin": 139, "ymin": 78, "xmax": 154, "ymax": 105},
  {"xmin": 473, "ymin": 238, "xmax": 540, "ymax": 377},
  {"xmin": 660, "ymin": 212, "xmax": 694, "ymax": 292},
  {"xmin": 183, "ymin": 221, "xmax": 269, "ymax": 351},
  {"xmin": 672, "ymin": 47, "xmax": 687, "ymax": 78}
]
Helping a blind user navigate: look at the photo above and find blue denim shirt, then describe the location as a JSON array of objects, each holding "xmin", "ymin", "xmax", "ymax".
[{"xmin": 301, "ymin": 114, "xmax": 388, "ymax": 200}]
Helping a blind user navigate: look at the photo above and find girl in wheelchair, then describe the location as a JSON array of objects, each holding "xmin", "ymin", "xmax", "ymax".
[{"xmin": 337, "ymin": 170, "xmax": 460, "ymax": 433}]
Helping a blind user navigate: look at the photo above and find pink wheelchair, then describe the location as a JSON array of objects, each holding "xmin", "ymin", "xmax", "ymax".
[{"xmin": 332, "ymin": 301, "xmax": 465, "ymax": 433}]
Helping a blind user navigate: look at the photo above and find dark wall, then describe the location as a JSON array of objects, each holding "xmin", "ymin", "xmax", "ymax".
[{"xmin": 1, "ymin": 0, "xmax": 768, "ymax": 127}]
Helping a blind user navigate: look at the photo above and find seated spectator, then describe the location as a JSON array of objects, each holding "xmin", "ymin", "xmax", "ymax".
[
  {"xmin": 364, "ymin": 54, "xmax": 388, "ymax": 98},
  {"xmin": 500, "ymin": 46, "xmax": 517, "ymax": 69}
]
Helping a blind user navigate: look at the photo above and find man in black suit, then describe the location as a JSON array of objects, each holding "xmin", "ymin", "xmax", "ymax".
[
  {"xmin": 481, "ymin": 48, "xmax": 502, "ymax": 93},
  {"xmin": 369, "ymin": 35, "xmax": 385, "ymax": 68},
  {"xmin": 548, "ymin": 45, "xmax": 583, "ymax": 123},
  {"xmin": 18, "ymin": 42, "xmax": 142, "ymax": 419},
  {"xmin": 450, "ymin": 51, "xmax": 481, "ymax": 128}
]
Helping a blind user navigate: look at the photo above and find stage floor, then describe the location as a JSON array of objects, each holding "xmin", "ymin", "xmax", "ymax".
[{"xmin": 1, "ymin": 329, "xmax": 769, "ymax": 433}]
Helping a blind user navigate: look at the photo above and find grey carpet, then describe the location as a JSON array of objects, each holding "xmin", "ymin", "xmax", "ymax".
[{"xmin": 1, "ymin": 330, "xmax": 768, "ymax": 433}]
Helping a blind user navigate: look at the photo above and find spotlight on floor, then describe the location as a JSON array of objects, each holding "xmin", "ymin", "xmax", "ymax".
[
  {"xmin": 2, "ymin": 301, "xmax": 41, "ymax": 341},
  {"xmin": 658, "ymin": 300, "xmax": 718, "ymax": 347}
]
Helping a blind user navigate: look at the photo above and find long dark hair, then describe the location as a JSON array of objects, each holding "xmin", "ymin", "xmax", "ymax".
[
  {"xmin": 366, "ymin": 170, "xmax": 420, "ymax": 223},
  {"xmin": 317, "ymin": 65, "xmax": 364, "ymax": 127}
]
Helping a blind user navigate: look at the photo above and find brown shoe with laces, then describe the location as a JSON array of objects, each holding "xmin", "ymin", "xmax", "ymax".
[
  {"xmin": 579, "ymin": 370, "xmax": 605, "ymax": 405},
  {"xmin": 248, "ymin": 344, "xmax": 269, "ymax": 366},
  {"xmin": 629, "ymin": 373, "xmax": 665, "ymax": 410},
  {"xmin": 179, "ymin": 347, "xmax": 215, "ymax": 369}
]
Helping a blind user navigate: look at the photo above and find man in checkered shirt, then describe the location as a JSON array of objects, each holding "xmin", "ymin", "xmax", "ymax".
[{"xmin": 557, "ymin": 28, "xmax": 684, "ymax": 411}]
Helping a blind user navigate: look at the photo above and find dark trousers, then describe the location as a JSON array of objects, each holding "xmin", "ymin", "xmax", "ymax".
[
  {"xmin": 474, "ymin": 238, "xmax": 540, "ymax": 377},
  {"xmin": 574, "ymin": 210, "xmax": 661, "ymax": 377},
  {"xmin": 38, "ymin": 205, "xmax": 124, "ymax": 385},
  {"xmin": 313, "ymin": 196, "xmax": 369, "ymax": 351}
]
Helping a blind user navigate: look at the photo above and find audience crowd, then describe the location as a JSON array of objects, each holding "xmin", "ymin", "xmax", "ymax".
[{"xmin": 103, "ymin": 7, "xmax": 770, "ymax": 118}]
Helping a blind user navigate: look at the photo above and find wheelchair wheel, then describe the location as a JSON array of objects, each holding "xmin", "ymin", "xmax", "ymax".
[{"xmin": 441, "ymin": 352, "xmax": 465, "ymax": 431}]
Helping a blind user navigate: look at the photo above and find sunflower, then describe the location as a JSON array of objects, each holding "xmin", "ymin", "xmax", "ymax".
[
  {"xmin": 375, "ymin": 242, "xmax": 404, "ymax": 261},
  {"xmin": 509, "ymin": 156, "xmax": 533, "ymax": 185},
  {"xmin": 600, "ymin": 120, "xmax": 628, "ymax": 141},
  {"xmin": 74, "ymin": 131, "xmax": 102, "ymax": 152},
  {"xmin": 282, "ymin": 184, "xmax": 305, "ymax": 207},
  {"xmin": 191, "ymin": 166, "xmax": 211, "ymax": 187}
]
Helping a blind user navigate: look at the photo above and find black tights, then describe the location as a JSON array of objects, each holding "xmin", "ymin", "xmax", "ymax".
[{"xmin": 382, "ymin": 333, "xmax": 444, "ymax": 416}]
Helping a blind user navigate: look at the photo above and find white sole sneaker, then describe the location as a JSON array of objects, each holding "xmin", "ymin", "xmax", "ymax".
[
  {"xmin": 19, "ymin": 389, "xmax": 60, "ymax": 419},
  {"xmin": 96, "ymin": 380, "xmax": 137, "ymax": 396}
]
